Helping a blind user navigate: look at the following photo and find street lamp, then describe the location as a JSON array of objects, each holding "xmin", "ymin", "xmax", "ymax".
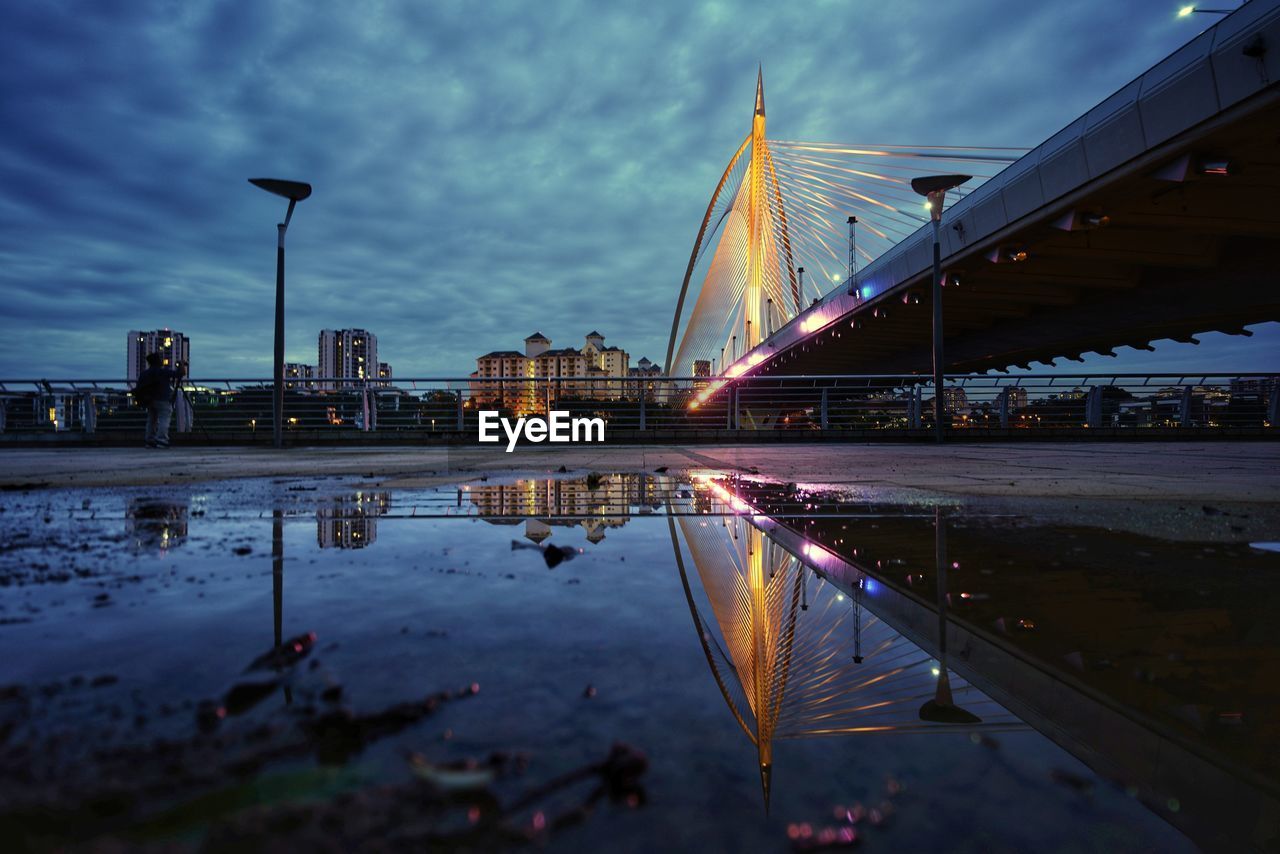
[
  {"xmin": 249, "ymin": 178, "xmax": 312, "ymax": 449},
  {"xmin": 910, "ymin": 174, "xmax": 970, "ymax": 443},
  {"xmin": 1178, "ymin": 5, "xmax": 1236, "ymax": 16}
]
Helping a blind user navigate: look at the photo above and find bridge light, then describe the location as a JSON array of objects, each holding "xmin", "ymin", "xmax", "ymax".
[
  {"xmin": 1053, "ymin": 211, "xmax": 1110, "ymax": 231},
  {"xmin": 987, "ymin": 246, "xmax": 1028, "ymax": 263},
  {"xmin": 1178, "ymin": 4, "xmax": 1194, "ymax": 16},
  {"xmin": 1200, "ymin": 158, "xmax": 1231, "ymax": 175},
  {"xmin": 861, "ymin": 286, "xmax": 872, "ymax": 299}
]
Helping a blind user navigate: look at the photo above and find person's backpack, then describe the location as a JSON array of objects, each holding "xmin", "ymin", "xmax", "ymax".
[{"xmin": 132, "ymin": 374, "xmax": 161, "ymax": 407}]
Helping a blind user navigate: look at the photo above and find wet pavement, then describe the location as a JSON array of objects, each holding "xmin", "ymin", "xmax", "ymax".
[{"xmin": 1, "ymin": 470, "xmax": 1277, "ymax": 851}]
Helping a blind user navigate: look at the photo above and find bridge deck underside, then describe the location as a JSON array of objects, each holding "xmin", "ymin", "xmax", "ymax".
[{"xmin": 758, "ymin": 95, "xmax": 1280, "ymax": 376}]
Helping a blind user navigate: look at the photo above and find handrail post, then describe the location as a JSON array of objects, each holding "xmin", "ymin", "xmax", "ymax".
[
  {"xmin": 820, "ymin": 386, "xmax": 829, "ymax": 431},
  {"xmin": 999, "ymin": 388, "xmax": 1009, "ymax": 429},
  {"xmin": 1180, "ymin": 385, "xmax": 1193, "ymax": 428},
  {"xmin": 639, "ymin": 392, "xmax": 647, "ymax": 431},
  {"xmin": 456, "ymin": 387, "xmax": 464, "ymax": 432},
  {"xmin": 81, "ymin": 392, "xmax": 96, "ymax": 435},
  {"xmin": 1085, "ymin": 385, "xmax": 1103, "ymax": 428}
]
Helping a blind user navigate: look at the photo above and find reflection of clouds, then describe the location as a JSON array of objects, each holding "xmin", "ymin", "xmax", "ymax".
[
  {"xmin": 467, "ymin": 474, "xmax": 668, "ymax": 543},
  {"xmin": 316, "ymin": 492, "xmax": 391, "ymax": 549},
  {"xmin": 126, "ymin": 498, "xmax": 189, "ymax": 554},
  {"xmin": 675, "ymin": 488, "xmax": 1018, "ymax": 810}
]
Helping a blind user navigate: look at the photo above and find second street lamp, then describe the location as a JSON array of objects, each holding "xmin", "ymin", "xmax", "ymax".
[
  {"xmin": 910, "ymin": 174, "xmax": 970, "ymax": 443},
  {"xmin": 248, "ymin": 178, "xmax": 312, "ymax": 450}
]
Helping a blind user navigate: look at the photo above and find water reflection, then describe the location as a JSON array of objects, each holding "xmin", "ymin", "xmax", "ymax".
[
  {"xmin": 692, "ymin": 475, "xmax": 1280, "ymax": 850},
  {"xmin": 466, "ymin": 474, "xmax": 667, "ymax": 543},
  {"xmin": 317, "ymin": 491, "xmax": 391, "ymax": 549},
  {"xmin": 670, "ymin": 486, "xmax": 1018, "ymax": 810},
  {"xmin": 126, "ymin": 498, "xmax": 189, "ymax": 553},
  {"xmin": 214, "ymin": 474, "xmax": 1276, "ymax": 849}
]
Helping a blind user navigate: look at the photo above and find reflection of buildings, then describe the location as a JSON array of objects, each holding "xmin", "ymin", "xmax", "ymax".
[
  {"xmin": 126, "ymin": 498, "xmax": 189, "ymax": 553},
  {"xmin": 466, "ymin": 474, "xmax": 662, "ymax": 543},
  {"xmin": 316, "ymin": 492, "xmax": 391, "ymax": 548},
  {"xmin": 673, "ymin": 489, "xmax": 1013, "ymax": 809}
]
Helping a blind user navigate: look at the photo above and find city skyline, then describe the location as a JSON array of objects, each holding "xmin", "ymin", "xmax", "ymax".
[{"xmin": 1, "ymin": 1, "xmax": 1275, "ymax": 379}]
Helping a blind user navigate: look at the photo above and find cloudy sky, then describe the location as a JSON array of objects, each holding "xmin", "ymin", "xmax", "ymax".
[{"xmin": 1, "ymin": 0, "xmax": 1274, "ymax": 379}]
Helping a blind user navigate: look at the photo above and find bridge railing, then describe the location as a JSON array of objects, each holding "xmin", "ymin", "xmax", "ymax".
[{"xmin": 0, "ymin": 373, "xmax": 1274, "ymax": 438}]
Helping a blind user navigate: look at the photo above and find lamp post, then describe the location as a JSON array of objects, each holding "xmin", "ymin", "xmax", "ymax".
[
  {"xmin": 249, "ymin": 178, "xmax": 312, "ymax": 449},
  {"xmin": 910, "ymin": 174, "xmax": 970, "ymax": 443}
]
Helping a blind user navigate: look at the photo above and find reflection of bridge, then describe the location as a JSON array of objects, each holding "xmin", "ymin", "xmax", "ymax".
[
  {"xmin": 668, "ymin": 479, "xmax": 1020, "ymax": 811},
  {"xmin": 669, "ymin": 2, "xmax": 1280, "ymax": 389},
  {"xmin": 701, "ymin": 477, "xmax": 1280, "ymax": 851}
]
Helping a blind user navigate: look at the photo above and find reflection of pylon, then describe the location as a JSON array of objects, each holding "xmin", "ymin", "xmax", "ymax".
[{"xmin": 671, "ymin": 485, "xmax": 1024, "ymax": 812}]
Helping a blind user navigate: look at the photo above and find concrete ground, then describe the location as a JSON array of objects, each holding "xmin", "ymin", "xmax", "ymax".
[
  {"xmin": 0, "ymin": 441, "xmax": 1276, "ymax": 542},
  {"xmin": 0, "ymin": 441, "xmax": 1273, "ymax": 497}
]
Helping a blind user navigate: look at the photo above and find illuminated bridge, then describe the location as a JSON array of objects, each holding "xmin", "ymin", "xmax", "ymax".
[{"xmin": 667, "ymin": 1, "xmax": 1280, "ymax": 393}]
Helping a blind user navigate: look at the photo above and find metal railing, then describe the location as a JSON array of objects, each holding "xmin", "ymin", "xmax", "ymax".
[{"xmin": 0, "ymin": 373, "xmax": 1275, "ymax": 440}]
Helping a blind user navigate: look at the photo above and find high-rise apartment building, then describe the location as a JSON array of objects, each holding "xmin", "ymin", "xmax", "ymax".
[
  {"xmin": 317, "ymin": 329, "xmax": 377, "ymax": 390},
  {"xmin": 127, "ymin": 329, "xmax": 189, "ymax": 381},
  {"xmin": 283, "ymin": 363, "xmax": 315, "ymax": 390}
]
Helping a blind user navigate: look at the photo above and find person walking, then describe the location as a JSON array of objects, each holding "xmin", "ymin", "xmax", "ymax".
[{"xmin": 133, "ymin": 353, "xmax": 185, "ymax": 448}]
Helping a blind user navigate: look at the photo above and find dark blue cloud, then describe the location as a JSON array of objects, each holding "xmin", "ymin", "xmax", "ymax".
[{"xmin": 0, "ymin": 0, "xmax": 1274, "ymax": 379}]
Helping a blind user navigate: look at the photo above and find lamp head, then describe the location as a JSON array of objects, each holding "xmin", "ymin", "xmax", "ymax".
[
  {"xmin": 912, "ymin": 174, "xmax": 971, "ymax": 222},
  {"xmin": 248, "ymin": 178, "xmax": 312, "ymax": 202},
  {"xmin": 910, "ymin": 174, "xmax": 971, "ymax": 197}
]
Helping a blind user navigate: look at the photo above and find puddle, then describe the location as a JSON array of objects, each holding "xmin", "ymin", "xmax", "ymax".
[{"xmin": 2, "ymin": 472, "xmax": 1276, "ymax": 850}]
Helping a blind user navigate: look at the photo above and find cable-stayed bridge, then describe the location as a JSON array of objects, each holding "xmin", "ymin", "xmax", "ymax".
[{"xmin": 667, "ymin": 1, "xmax": 1280, "ymax": 397}]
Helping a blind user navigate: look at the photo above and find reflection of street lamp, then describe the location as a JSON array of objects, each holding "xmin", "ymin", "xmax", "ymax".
[
  {"xmin": 910, "ymin": 175, "xmax": 970, "ymax": 443},
  {"xmin": 919, "ymin": 506, "xmax": 981, "ymax": 724},
  {"xmin": 249, "ymin": 178, "xmax": 312, "ymax": 449}
]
